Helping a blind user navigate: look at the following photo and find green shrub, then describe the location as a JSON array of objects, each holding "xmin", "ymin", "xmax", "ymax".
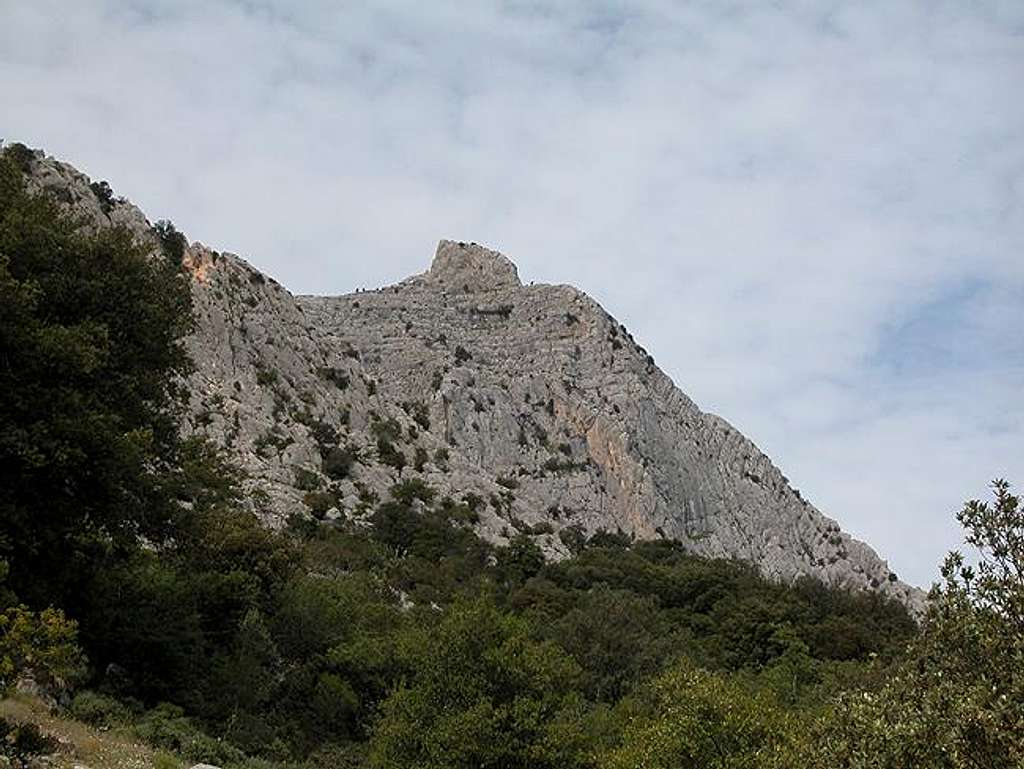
[
  {"xmin": 255, "ymin": 365, "xmax": 278, "ymax": 387},
  {"xmin": 0, "ymin": 604, "xmax": 86, "ymax": 694},
  {"xmin": 370, "ymin": 417, "xmax": 402, "ymax": 443},
  {"xmin": 401, "ymin": 401, "xmax": 430, "ymax": 431},
  {"xmin": 558, "ymin": 526, "xmax": 587, "ymax": 555},
  {"xmin": 600, "ymin": 660, "xmax": 799, "ymax": 769},
  {"xmin": 413, "ymin": 447, "xmax": 429, "ymax": 472},
  {"xmin": 294, "ymin": 467, "xmax": 321, "ymax": 491},
  {"xmin": 254, "ymin": 429, "xmax": 292, "ymax": 456},
  {"xmin": 303, "ymin": 491, "xmax": 336, "ymax": 520},
  {"xmin": 286, "ymin": 512, "xmax": 320, "ymax": 540},
  {"xmin": 2, "ymin": 142, "xmax": 36, "ymax": 172},
  {"xmin": 322, "ymin": 446, "xmax": 356, "ymax": 480},
  {"xmin": 135, "ymin": 703, "xmax": 246, "ymax": 766},
  {"xmin": 390, "ymin": 479, "xmax": 435, "ymax": 506},
  {"xmin": 153, "ymin": 220, "xmax": 187, "ymax": 262},
  {"xmin": 376, "ymin": 439, "xmax": 406, "ymax": 472},
  {"xmin": 318, "ymin": 367, "xmax": 350, "ymax": 390},
  {"xmin": 152, "ymin": 751, "xmax": 182, "ymax": 769},
  {"xmin": 586, "ymin": 529, "xmax": 632, "ymax": 549},
  {"xmin": 310, "ymin": 420, "xmax": 339, "ymax": 448},
  {"xmin": 370, "ymin": 503, "xmax": 419, "ymax": 553},
  {"xmin": 90, "ymin": 180, "xmax": 115, "ymax": 213},
  {"xmin": 367, "ymin": 598, "xmax": 588, "ymax": 769},
  {"xmin": 70, "ymin": 690, "xmax": 133, "ymax": 727},
  {"xmin": 438, "ymin": 497, "xmax": 479, "ymax": 526}
]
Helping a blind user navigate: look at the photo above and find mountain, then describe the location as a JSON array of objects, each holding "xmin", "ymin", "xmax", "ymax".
[{"xmin": 19, "ymin": 146, "xmax": 923, "ymax": 609}]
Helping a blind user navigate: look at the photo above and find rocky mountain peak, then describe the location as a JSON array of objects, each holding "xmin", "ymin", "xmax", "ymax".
[
  {"xmin": 427, "ymin": 239, "xmax": 522, "ymax": 292},
  {"xmin": 16, "ymin": 148, "xmax": 926, "ymax": 613}
]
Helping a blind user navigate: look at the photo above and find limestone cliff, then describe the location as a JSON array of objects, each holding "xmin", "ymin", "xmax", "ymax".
[{"xmin": 16, "ymin": 145, "xmax": 924, "ymax": 610}]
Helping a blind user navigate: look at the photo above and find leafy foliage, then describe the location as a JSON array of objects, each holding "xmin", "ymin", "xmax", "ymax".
[
  {"xmin": 368, "ymin": 599, "xmax": 590, "ymax": 769},
  {"xmin": 798, "ymin": 480, "xmax": 1024, "ymax": 768},
  {"xmin": 0, "ymin": 602, "xmax": 85, "ymax": 695},
  {"xmin": 69, "ymin": 689, "xmax": 133, "ymax": 728},
  {"xmin": 0, "ymin": 149, "xmax": 193, "ymax": 609},
  {"xmin": 601, "ymin": 660, "xmax": 798, "ymax": 769}
]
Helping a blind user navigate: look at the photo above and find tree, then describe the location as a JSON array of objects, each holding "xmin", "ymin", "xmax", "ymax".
[
  {"xmin": 802, "ymin": 480, "xmax": 1024, "ymax": 768},
  {"xmin": 0, "ymin": 558, "xmax": 85, "ymax": 696},
  {"xmin": 759, "ymin": 625, "xmax": 818, "ymax": 706},
  {"xmin": 207, "ymin": 609, "xmax": 282, "ymax": 751},
  {"xmin": 545, "ymin": 585, "xmax": 673, "ymax": 702},
  {"xmin": 495, "ymin": 535, "xmax": 545, "ymax": 588},
  {"xmin": 0, "ymin": 148, "xmax": 194, "ymax": 609},
  {"xmin": 600, "ymin": 659, "xmax": 798, "ymax": 769},
  {"xmin": 949, "ymin": 479, "xmax": 1024, "ymax": 633},
  {"xmin": 368, "ymin": 598, "xmax": 591, "ymax": 769}
]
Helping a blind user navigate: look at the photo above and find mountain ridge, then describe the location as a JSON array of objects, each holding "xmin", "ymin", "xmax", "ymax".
[{"xmin": 14, "ymin": 144, "xmax": 925, "ymax": 611}]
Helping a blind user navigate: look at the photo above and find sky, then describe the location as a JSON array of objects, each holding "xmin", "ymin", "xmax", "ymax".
[{"xmin": 2, "ymin": 0, "xmax": 1022, "ymax": 588}]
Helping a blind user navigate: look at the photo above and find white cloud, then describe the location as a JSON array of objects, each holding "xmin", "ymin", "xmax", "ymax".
[{"xmin": 2, "ymin": 0, "xmax": 1022, "ymax": 586}]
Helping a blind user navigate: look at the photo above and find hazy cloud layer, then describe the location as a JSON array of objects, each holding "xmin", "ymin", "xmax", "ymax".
[{"xmin": 3, "ymin": 0, "xmax": 1022, "ymax": 586}]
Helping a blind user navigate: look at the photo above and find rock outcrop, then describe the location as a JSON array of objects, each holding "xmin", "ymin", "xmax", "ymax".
[{"xmin": 14, "ymin": 145, "xmax": 924, "ymax": 610}]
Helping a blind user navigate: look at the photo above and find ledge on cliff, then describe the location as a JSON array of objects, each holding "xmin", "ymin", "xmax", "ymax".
[{"xmin": 427, "ymin": 239, "xmax": 521, "ymax": 292}]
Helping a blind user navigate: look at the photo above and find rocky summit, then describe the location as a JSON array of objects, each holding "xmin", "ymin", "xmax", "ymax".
[{"xmin": 22, "ymin": 149, "xmax": 923, "ymax": 609}]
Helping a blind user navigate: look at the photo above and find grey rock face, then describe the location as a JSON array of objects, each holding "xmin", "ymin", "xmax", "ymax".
[
  {"xmin": 17, "ymin": 148, "xmax": 925, "ymax": 611},
  {"xmin": 428, "ymin": 239, "xmax": 522, "ymax": 291}
]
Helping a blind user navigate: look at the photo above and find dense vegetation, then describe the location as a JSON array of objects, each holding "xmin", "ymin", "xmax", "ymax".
[{"xmin": 1, "ymin": 143, "xmax": 1021, "ymax": 768}]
